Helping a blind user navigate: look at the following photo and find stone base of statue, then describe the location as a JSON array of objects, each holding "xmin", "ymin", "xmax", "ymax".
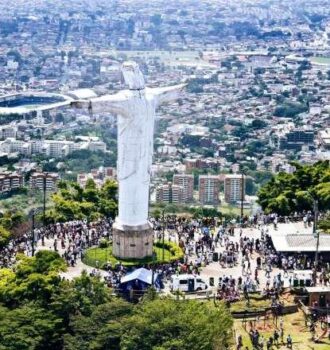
[{"xmin": 112, "ymin": 221, "xmax": 154, "ymax": 259}]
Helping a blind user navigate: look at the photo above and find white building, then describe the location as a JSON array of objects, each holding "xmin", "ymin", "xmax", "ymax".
[
  {"xmin": 0, "ymin": 125, "xmax": 17, "ymax": 140},
  {"xmin": 88, "ymin": 141, "xmax": 107, "ymax": 152},
  {"xmin": 1, "ymin": 138, "xmax": 31, "ymax": 155}
]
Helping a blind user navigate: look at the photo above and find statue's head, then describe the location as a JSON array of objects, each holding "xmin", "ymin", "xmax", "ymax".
[{"xmin": 121, "ymin": 61, "xmax": 145, "ymax": 90}]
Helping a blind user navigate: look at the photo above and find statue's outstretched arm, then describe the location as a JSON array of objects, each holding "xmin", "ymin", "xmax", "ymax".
[
  {"xmin": 71, "ymin": 91, "xmax": 128, "ymax": 116},
  {"xmin": 0, "ymin": 100, "xmax": 73, "ymax": 115},
  {"xmin": 151, "ymin": 83, "xmax": 186, "ymax": 107}
]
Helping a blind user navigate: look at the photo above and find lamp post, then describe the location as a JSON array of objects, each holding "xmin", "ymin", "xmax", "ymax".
[
  {"xmin": 151, "ymin": 244, "xmax": 156, "ymax": 286},
  {"xmin": 31, "ymin": 212, "xmax": 35, "ymax": 257},
  {"xmin": 43, "ymin": 172, "xmax": 49, "ymax": 225},
  {"xmin": 29, "ymin": 207, "xmax": 43, "ymax": 257},
  {"xmin": 305, "ymin": 192, "xmax": 319, "ymax": 268},
  {"xmin": 162, "ymin": 209, "xmax": 166, "ymax": 261},
  {"xmin": 313, "ymin": 199, "xmax": 319, "ymax": 268},
  {"xmin": 240, "ymin": 171, "xmax": 245, "ymax": 227}
]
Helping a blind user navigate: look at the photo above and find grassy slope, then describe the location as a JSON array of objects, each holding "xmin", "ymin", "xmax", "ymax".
[{"xmin": 234, "ymin": 310, "xmax": 330, "ymax": 350}]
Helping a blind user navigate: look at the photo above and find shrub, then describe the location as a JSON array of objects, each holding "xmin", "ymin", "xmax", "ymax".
[
  {"xmin": 83, "ymin": 241, "xmax": 184, "ymax": 269},
  {"xmin": 154, "ymin": 240, "xmax": 184, "ymax": 262},
  {"xmin": 99, "ymin": 238, "xmax": 109, "ymax": 248}
]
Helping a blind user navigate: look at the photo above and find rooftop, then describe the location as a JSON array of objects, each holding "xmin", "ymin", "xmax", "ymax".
[
  {"xmin": 272, "ymin": 234, "xmax": 330, "ymax": 253},
  {"xmin": 305, "ymin": 286, "xmax": 330, "ymax": 293}
]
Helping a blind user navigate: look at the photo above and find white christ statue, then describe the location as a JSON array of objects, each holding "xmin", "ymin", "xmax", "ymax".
[{"xmin": 72, "ymin": 61, "xmax": 185, "ymax": 258}]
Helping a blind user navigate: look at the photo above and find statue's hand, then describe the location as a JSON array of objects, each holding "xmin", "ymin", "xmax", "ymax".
[{"xmin": 70, "ymin": 101, "xmax": 84, "ymax": 109}]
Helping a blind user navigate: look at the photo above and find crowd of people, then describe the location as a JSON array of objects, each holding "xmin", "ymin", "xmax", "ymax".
[
  {"xmin": 0, "ymin": 218, "xmax": 112, "ymax": 269},
  {"xmin": 0, "ymin": 236, "xmax": 21, "ymax": 268},
  {"xmin": 1, "ymin": 211, "xmax": 330, "ymax": 348},
  {"xmin": 236, "ymin": 320, "xmax": 293, "ymax": 350},
  {"xmin": 3, "ymin": 212, "xmax": 330, "ymax": 290}
]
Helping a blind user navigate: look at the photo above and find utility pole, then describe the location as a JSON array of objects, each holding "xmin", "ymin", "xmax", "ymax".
[
  {"xmin": 162, "ymin": 209, "xmax": 165, "ymax": 261},
  {"xmin": 313, "ymin": 199, "xmax": 319, "ymax": 268},
  {"xmin": 306, "ymin": 191, "xmax": 319, "ymax": 269},
  {"xmin": 240, "ymin": 172, "xmax": 244, "ymax": 227},
  {"xmin": 29, "ymin": 207, "xmax": 42, "ymax": 257},
  {"xmin": 31, "ymin": 210, "xmax": 35, "ymax": 257},
  {"xmin": 151, "ymin": 248, "xmax": 155, "ymax": 286},
  {"xmin": 43, "ymin": 173, "xmax": 47, "ymax": 225}
]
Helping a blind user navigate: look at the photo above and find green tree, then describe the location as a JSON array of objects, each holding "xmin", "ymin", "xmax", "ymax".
[
  {"xmin": 150, "ymin": 14, "xmax": 162, "ymax": 26},
  {"xmin": 101, "ymin": 179, "xmax": 118, "ymax": 200},
  {"xmin": 250, "ymin": 119, "xmax": 267, "ymax": 129},
  {"xmin": 50, "ymin": 271, "xmax": 111, "ymax": 326},
  {"xmin": 274, "ymin": 101, "xmax": 308, "ymax": 118},
  {"xmin": 0, "ymin": 304, "xmax": 63, "ymax": 350},
  {"xmin": 83, "ymin": 188, "xmax": 99, "ymax": 203},
  {"xmin": 0, "ymin": 225, "xmax": 11, "ymax": 247},
  {"xmin": 152, "ymin": 208, "xmax": 162, "ymax": 220},
  {"xmin": 187, "ymin": 80, "xmax": 204, "ymax": 93},
  {"xmin": 0, "ymin": 253, "xmax": 235, "ymax": 350},
  {"xmin": 319, "ymin": 213, "xmax": 330, "ymax": 233},
  {"xmin": 0, "ymin": 251, "xmax": 66, "ymax": 307},
  {"xmin": 258, "ymin": 161, "xmax": 330, "ymax": 215},
  {"xmin": 120, "ymin": 298, "xmax": 233, "ymax": 350},
  {"xmin": 0, "ymin": 261, "xmax": 119, "ymax": 350},
  {"xmin": 99, "ymin": 198, "xmax": 117, "ymax": 217},
  {"xmin": 63, "ymin": 299, "xmax": 133, "ymax": 350},
  {"xmin": 245, "ymin": 177, "xmax": 257, "ymax": 195},
  {"xmin": 47, "ymin": 180, "xmax": 118, "ymax": 223}
]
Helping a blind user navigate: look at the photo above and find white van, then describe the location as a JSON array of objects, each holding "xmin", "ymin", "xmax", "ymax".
[{"xmin": 170, "ymin": 274, "xmax": 208, "ymax": 292}]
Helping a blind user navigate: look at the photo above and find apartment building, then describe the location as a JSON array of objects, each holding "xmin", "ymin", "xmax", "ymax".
[
  {"xmin": 156, "ymin": 183, "xmax": 184, "ymax": 204},
  {"xmin": 0, "ymin": 125, "xmax": 17, "ymax": 140},
  {"xmin": 30, "ymin": 172, "xmax": 59, "ymax": 192},
  {"xmin": 0, "ymin": 138, "xmax": 107, "ymax": 158},
  {"xmin": 0, "ymin": 138, "xmax": 31, "ymax": 155},
  {"xmin": 198, "ymin": 175, "xmax": 220, "ymax": 205},
  {"xmin": 319, "ymin": 128, "xmax": 330, "ymax": 150},
  {"xmin": 0, "ymin": 172, "xmax": 24, "ymax": 193},
  {"xmin": 224, "ymin": 174, "xmax": 245, "ymax": 204},
  {"xmin": 88, "ymin": 141, "xmax": 107, "ymax": 152},
  {"xmin": 173, "ymin": 174, "xmax": 194, "ymax": 202},
  {"xmin": 278, "ymin": 129, "xmax": 314, "ymax": 151},
  {"xmin": 77, "ymin": 166, "xmax": 116, "ymax": 188}
]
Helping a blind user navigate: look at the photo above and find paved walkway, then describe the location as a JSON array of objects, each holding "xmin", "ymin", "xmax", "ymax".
[
  {"xmin": 35, "ymin": 236, "xmax": 107, "ymax": 280},
  {"xmin": 33, "ymin": 221, "xmax": 313, "ymax": 284},
  {"xmin": 200, "ymin": 222, "xmax": 312, "ymax": 291}
]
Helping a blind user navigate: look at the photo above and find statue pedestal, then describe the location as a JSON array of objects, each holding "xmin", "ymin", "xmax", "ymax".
[{"xmin": 112, "ymin": 221, "xmax": 154, "ymax": 259}]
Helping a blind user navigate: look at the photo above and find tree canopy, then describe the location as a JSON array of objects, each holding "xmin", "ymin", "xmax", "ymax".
[
  {"xmin": 274, "ymin": 101, "xmax": 308, "ymax": 118},
  {"xmin": 120, "ymin": 297, "xmax": 232, "ymax": 350},
  {"xmin": 0, "ymin": 251, "xmax": 113, "ymax": 350},
  {"xmin": 0, "ymin": 251, "xmax": 66, "ymax": 307},
  {"xmin": 0, "ymin": 226, "xmax": 11, "ymax": 248},
  {"xmin": 258, "ymin": 161, "xmax": 330, "ymax": 216},
  {"xmin": 45, "ymin": 179, "xmax": 118, "ymax": 223},
  {"xmin": 0, "ymin": 251, "xmax": 233, "ymax": 350},
  {"xmin": 0, "ymin": 210, "xmax": 27, "ymax": 247}
]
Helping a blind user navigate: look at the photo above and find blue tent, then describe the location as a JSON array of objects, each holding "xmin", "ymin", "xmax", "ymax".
[{"xmin": 119, "ymin": 268, "xmax": 161, "ymax": 292}]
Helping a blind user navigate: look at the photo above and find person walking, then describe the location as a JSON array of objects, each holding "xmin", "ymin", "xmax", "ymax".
[{"xmin": 274, "ymin": 330, "xmax": 279, "ymax": 346}]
